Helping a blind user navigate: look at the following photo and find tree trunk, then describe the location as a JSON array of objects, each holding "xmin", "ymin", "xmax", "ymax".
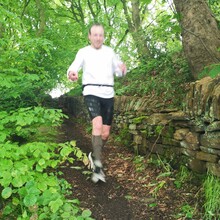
[
  {"xmin": 121, "ymin": 0, "xmax": 151, "ymax": 61},
  {"xmin": 173, "ymin": 0, "xmax": 220, "ymax": 79},
  {"xmin": 35, "ymin": 0, "xmax": 46, "ymax": 36}
]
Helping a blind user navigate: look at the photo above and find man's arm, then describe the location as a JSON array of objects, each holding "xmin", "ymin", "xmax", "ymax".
[
  {"xmin": 67, "ymin": 49, "xmax": 83, "ymax": 81},
  {"xmin": 112, "ymin": 51, "xmax": 127, "ymax": 77},
  {"xmin": 118, "ymin": 63, "xmax": 127, "ymax": 76}
]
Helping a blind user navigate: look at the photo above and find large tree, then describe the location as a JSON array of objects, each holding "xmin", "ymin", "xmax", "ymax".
[{"xmin": 173, "ymin": 0, "xmax": 220, "ymax": 79}]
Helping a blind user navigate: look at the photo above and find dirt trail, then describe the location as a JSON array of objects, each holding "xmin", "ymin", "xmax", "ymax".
[{"xmin": 58, "ymin": 116, "xmax": 203, "ymax": 220}]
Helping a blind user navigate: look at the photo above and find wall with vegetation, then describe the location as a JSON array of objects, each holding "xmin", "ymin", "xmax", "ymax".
[{"xmin": 60, "ymin": 75, "xmax": 220, "ymax": 177}]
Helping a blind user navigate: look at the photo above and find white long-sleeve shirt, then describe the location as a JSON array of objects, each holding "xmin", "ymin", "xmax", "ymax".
[{"xmin": 67, "ymin": 45, "xmax": 123, "ymax": 98}]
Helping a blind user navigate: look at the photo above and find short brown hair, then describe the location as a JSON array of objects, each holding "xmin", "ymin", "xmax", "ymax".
[{"xmin": 88, "ymin": 23, "xmax": 104, "ymax": 34}]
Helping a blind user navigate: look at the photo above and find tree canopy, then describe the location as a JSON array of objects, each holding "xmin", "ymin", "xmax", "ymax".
[{"xmin": 1, "ymin": 0, "xmax": 219, "ymax": 106}]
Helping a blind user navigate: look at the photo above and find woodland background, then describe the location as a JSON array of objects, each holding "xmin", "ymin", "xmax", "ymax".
[{"xmin": 0, "ymin": 0, "xmax": 220, "ymax": 219}]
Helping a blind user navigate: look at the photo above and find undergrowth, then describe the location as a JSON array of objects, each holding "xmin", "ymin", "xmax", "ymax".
[
  {"xmin": 203, "ymin": 174, "xmax": 220, "ymax": 219},
  {"xmin": 0, "ymin": 107, "xmax": 93, "ymax": 220},
  {"xmin": 114, "ymin": 51, "xmax": 191, "ymax": 108}
]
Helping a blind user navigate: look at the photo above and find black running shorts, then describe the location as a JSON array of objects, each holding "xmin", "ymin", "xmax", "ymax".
[{"xmin": 84, "ymin": 95, "xmax": 114, "ymax": 126}]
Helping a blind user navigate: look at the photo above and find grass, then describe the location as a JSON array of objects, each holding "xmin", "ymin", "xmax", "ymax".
[{"xmin": 203, "ymin": 173, "xmax": 220, "ymax": 219}]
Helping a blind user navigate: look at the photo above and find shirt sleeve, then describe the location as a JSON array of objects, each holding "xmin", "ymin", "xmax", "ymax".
[
  {"xmin": 112, "ymin": 52, "xmax": 123, "ymax": 77},
  {"xmin": 67, "ymin": 49, "xmax": 84, "ymax": 76}
]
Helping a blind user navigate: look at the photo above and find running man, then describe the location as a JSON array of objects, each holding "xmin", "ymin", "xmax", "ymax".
[{"xmin": 67, "ymin": 23, "xmax": 127, "ymax": 183}]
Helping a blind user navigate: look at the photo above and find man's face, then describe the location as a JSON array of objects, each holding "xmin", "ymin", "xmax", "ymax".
[{"xmin": 89, "ymin": 25, "xmax": 104, "ymax": 49}]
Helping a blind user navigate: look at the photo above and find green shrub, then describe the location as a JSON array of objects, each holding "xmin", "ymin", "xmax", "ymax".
[{"xmin": 203, "ymin": 174, "xmax": 220, "ymax": 219}]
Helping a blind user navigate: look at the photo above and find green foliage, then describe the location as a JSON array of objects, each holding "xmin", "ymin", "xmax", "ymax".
[
  {"xmin": 0, "ymin": 102, "xmax": 92, "ymax": 218},
  {"xmin": 148, "ymin": 154, "xmax": 173, "ymax": 174},
  {"xmin": 115, "ymin": 48, "xmax": 191, "ymax": 107},
  {"xmin": 208, "ymin": 0, "xmax": 220, "ymax": 27},
  {"xmin": 174, "ymin": 165, "xmax": 191, "ymax": 189},
  {"xmin": 0, "ymin": 141, "xmax": 93, "ymax": 219},
  {"xmin": 198, "ymin": 63, "xmax": 220, "ymax": 79},
  {"xmin": 113, "ymin": 126, "xmax": 133, "ymax": 149},
  {"xmin": 0, "ymin": 36, "xmax": 58, "ymax": 110},
  {"xmin": 133, "ymin": 155, "xmax": 147, "ymax": 172},
  {"xmin": 0, "ymin": 107, "xmax": 67, "ymax": 144},
  {"xmin": 174, "ymin": 204, "xmax": 194, "ymax": 219},
  {"xmin": 132, "ymin": 116, "xmax": 148, "ymax": 124},
  {"xmin": 0, "ymin": 109, "xmax": 93, "ymax": 219},
  {"xmin": 203, "ymin": 174, "xmax": 220, "ymax": 219}
]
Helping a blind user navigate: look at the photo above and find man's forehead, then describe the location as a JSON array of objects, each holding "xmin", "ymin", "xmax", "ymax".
[{"xmin": 90, "ymin": 25, "xmax": 104, "ymax": 34}]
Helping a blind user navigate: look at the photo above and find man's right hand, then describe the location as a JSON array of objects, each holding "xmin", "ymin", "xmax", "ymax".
[{"xmin": 68, "ymin": 71, "xmax": 78, "ymax": 81}]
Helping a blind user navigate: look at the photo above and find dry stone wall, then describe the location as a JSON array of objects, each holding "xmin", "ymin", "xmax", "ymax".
[
  {"xmin": 114, "ymin": 76, "xmax": 220, "ymax": 177},
  {"xmin": 59, "ymin": 75, "xmax": 220, "ymax": 177}
]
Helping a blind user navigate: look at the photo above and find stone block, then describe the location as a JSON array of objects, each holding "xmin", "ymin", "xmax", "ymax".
[
  {"xmin": 196, "ymin": 151, "xmax": 218, "ymax": 163},
  {"xmin": 188, "ymin": 158, "xmax": 207, "ymax": 173},
  {"xmin": 185, "ymin": 131, "xmax": 199, "ymax": 144},
  {"xmin": 181, "ymin": 148, "xmax": 197, "ymax": 157},
  {"xmin": 174, "ymin": 128, "xmax": 190, "ymax": 140},
  {"xmin": 180, "ymin": 140, "xmax": 199, "ymax": 150},
  {"xmin": 206, "ymin": 162, "xmax": 220, "ymax": 177},
  {"xmin": 129, "ymin": 124, "xmax": 136, "ymax": 130},
  {"xmin": 185, "ymin": 75, "xmax": 220, "ymax": 120},
  {"xmin": 168, "ymin": 111, "xmax": 189, "ymax": 121},
  {"xmin": 162, "ymin": 137, "xmax": 180, "ymax": 147},
  {"xmin": 146, "ymin": 113, "xmax": 170, "ymax": 125},
  {"xmin": 148, "ymin": 144, "xmax": 165, "ymax": 155},
  {"xmin": 200, "ymin": 146, "xmax": 220, "ymax": 156},
  {"xmin": 211, "ymin": 83, "xmax": 220, "ymax": 120},
  {"xmin": 200, "ymin": 131, "xmax": 220, "ymax": 149}
]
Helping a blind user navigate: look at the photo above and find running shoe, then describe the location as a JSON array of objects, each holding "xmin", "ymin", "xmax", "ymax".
[
  {"xmin": 88, "ymin": 152, "xmax": 95, "ymax": 171},
  {"xmin": 91, "ymin": 169, "xmax": 106, "ymax": 183},
  {"xmin": 88, "ymin": 152, "xmax": 106, "ymax": 183}
]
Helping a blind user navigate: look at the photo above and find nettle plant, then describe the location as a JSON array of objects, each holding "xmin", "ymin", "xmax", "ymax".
[{"xmin": 0, "ymin": 107, "xmax": 93, "ymax": 220}]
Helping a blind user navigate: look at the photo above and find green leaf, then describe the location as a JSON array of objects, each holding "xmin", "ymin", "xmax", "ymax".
[
  {"xmin": 47, "ymin": 176, "xmax": 58, "ymax": 187},
  {"xmin": 41, "ymin": 152, "xmax": 50, "ymax": 160},
  {"xmin": 36, "ymin": 164, "xmax": 43, "ymax": 172},
  {"xmin": 23, "ymin": 194, "xmax": 38, "ymax": 207},
  {"xmin": 37, "ymin": 181, "xmax": 48, "ymax": 191},
  {"xmin": 0, "ymin": 133, "xmax": 7, "ymax": 143},
  {"xmin": 82, "ymin": 209, "xmax": 92, "ymax": 218},
  {"xmin": 70, "ymin": 140, "xmax": 76, "ymax": 147},
  {"xmin": 12, "ymin": 197, "xmax": 20, "ymax": 206},
  {"xmin": 76, "ymin": 150, "xmax": 83, "ymax": 159},
  {"xmin": 38, "ymin": 158, "xmax": 45, "ymax": 166},
  {"xmin": 50, "ymin": 160, "xmax": 58, "ymax": 168},
  {"xmin": 60, "ymin": 146, "xmax": 73, "ymax": 157},
  {"xmin": 12, "ymin": 176, "xmax": 25, "ymax": 187},
  {"xmin": 27, "ymin": 186, "xmax": 41, "ymax": 196},
  {"xmin": 1, "ymin": 187, "xmax": 12, "ymax": 199},
  {"xmin": 33, "ymin": 149, "xmax": 41, "ymax": 158},
  {"xmin": 68, "ymin": 199, "xmax": 80, "ymax": 205},
  {"xmin": 49, "ymin": 198, "xmax": 63, "ymax": 213},
  {"xmin": 63, "ymin": 203, "xmax": 73, "ymax": 212}
]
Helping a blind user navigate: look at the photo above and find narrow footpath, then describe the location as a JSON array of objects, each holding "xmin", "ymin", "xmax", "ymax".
[{"xmin": 57, "ymin": 116, "xmax": 203, "ymax": 220}]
